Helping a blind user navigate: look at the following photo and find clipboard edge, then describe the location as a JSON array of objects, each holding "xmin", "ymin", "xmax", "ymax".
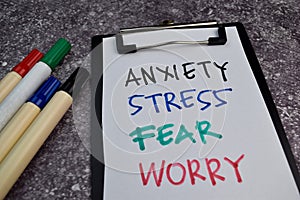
[{"xmin": 91, "ymin": 35, "xmax": 105, "ymax": 200}]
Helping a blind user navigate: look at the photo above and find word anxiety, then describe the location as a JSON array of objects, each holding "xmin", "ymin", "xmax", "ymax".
[{"xmin": 125, "ymin": 60, "xmax": 229, "ymax": 87}]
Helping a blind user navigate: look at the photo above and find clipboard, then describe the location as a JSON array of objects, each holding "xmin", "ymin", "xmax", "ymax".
[{"xmin": 90, "ymin": 22, "xmax": 300, "ymax": 200}]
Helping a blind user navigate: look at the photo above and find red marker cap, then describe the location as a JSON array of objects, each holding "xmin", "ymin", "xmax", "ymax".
[{"xmin": 12, "ymin": 49, "xmax": 43, "ymax": 77}]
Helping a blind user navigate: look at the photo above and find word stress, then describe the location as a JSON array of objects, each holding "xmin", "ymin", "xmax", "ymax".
[{"xmin": 128, "ymin": 88, "xmax": 233, "ymax": 116}]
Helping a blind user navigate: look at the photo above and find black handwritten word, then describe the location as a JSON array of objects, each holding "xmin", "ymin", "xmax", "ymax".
[
  {"xmin": 128, "ymin": 88, "xmax": 233, "ymax": 116},
  {"xmin": 139, "ymin": 154, "xmax": 245, "ymax": 187},
  {"xmin": 125, "ymin": 61, "xmax": 229, "ymax": 87}
]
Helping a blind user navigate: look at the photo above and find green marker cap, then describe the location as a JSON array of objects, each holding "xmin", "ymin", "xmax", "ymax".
[{"xmin": 40, "ymin": 38, "xmax": 71, "ymax": 70}]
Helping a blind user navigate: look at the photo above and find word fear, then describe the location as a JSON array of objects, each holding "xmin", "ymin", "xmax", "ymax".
[
  {"xmin": 129, "ymin": 120, "xmax": 222, "ymax": 151},
  {"xmin": 128, "ymin": 88, "xmax": 233, "ymax": 116},
  {"xmin": 125, "ymin": 61, "xmax": 229, "ymax": 87},
  {"xmin": 139, "ymin": 154, "xmax": 245, "ymax": 186}
]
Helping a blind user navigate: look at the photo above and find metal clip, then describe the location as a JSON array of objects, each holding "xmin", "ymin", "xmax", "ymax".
[{"xmin": 116, "ymin": 21, "xmax": 227, "ymax": 54}]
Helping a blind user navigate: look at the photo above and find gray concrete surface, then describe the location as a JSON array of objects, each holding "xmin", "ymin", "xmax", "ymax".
[{"xmin": 0, "ymin": 0, "xmax": 299, "ymax": 199}]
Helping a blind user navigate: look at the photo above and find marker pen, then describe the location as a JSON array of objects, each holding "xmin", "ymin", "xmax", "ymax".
[
  {"xmin": 0, "ymin": 67, "xmax": 89, "ymax": 199},
  {"xmin": 0, "ymin": 49, "xmax": 43, "ymax": 103},
  {"xmin": 0, "ymin": 38, "xmax": 71, "ymax": 132},
  {"xmin": 0, "ymin": 76, "xmax": 61, "ymax": 163}
]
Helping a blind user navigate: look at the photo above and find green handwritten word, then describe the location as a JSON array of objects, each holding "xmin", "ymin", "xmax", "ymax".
[{"xmin": 129, "ymin": 120, "xmax": 222, "ymax": 151}]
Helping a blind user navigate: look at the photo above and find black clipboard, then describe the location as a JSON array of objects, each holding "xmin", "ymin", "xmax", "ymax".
[{"xmin": 91, "ymin": 22, "xmax": 300, "ymax": 200}]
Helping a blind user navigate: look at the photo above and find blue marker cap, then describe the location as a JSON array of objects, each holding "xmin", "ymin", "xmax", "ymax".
[{"xmin": 28, "ymin": 76, "xmax": 61, "ymax": 109}]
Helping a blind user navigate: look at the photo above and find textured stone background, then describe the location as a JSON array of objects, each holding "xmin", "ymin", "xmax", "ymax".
[{"xmin": 0, "ymin": 0, "xmax": 299, "ymax": 199}]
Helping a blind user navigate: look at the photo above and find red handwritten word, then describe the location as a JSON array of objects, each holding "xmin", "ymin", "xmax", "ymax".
[{"xmin": 139, "ymin": 154, "xmax": 245, "ymax": 187}]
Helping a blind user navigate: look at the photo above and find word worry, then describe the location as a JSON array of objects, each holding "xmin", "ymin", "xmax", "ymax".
[{"xmin": 139, "ymin": 154, "xmax": 245, "ymax": 187}]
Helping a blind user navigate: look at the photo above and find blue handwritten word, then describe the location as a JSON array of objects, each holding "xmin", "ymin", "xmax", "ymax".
[{"xmin": 128, "ymin": 88, "xmax": 233, "ymax": 115}]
